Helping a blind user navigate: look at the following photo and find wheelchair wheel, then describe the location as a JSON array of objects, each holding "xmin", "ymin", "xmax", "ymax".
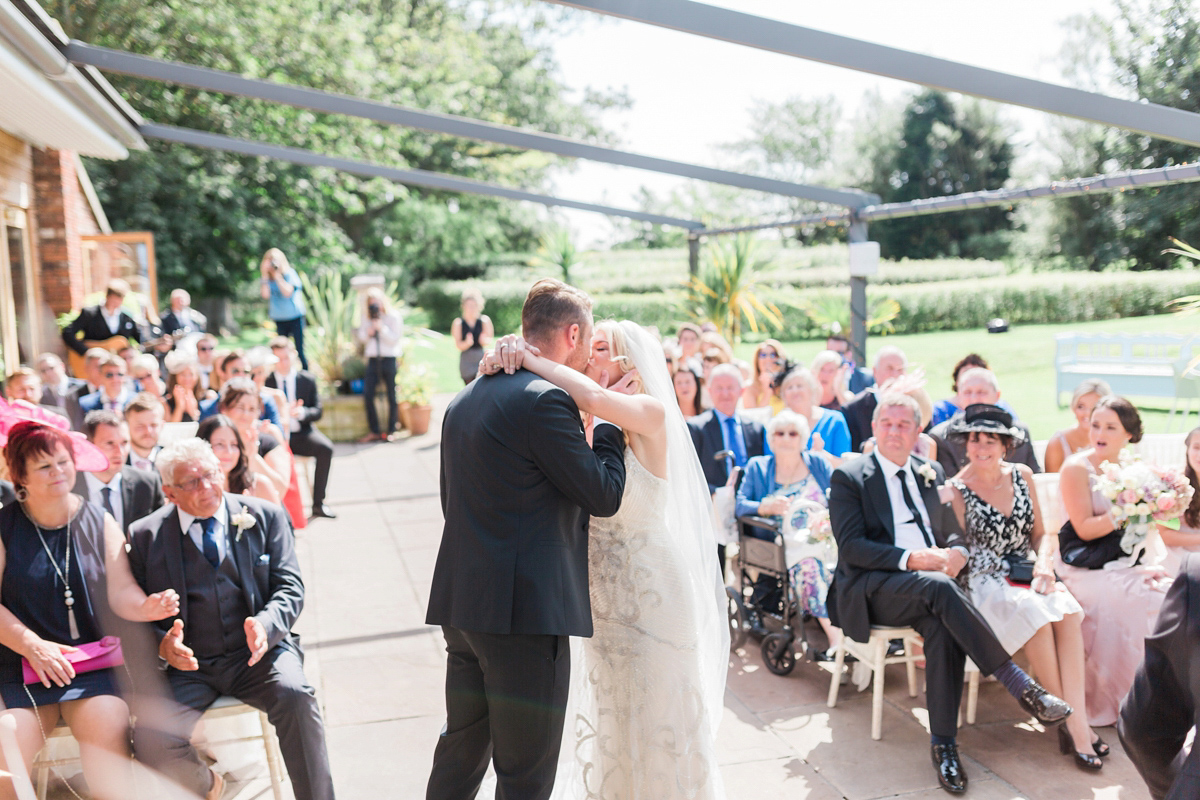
[
  {"xmin": 726, "ymin": 586, "xmax": 748, "ymax": 651},
  {"xmin": 761, "ymin": 631, "xmax": 796, "ymax": 676}
]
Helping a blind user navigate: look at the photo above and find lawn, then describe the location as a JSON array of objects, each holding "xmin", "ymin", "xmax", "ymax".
[{"xmin": 408, "ymin": 313, "xmax": 1200, "ymax": 441}]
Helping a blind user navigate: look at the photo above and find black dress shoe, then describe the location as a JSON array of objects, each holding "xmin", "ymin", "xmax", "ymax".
[
  {"xmin": 311, "ymin": 504, "xmax": 338, "ymax": 519},
  {"xmin": 931, "ymin": 743, "xmax": 968, "ymax": 794},
  {"xmin": 1016, "ymin": 680, "xmax": 1072, "ymax": 724}
]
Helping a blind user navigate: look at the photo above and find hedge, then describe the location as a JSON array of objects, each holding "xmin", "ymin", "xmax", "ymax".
[{"xmin": 416, "ymin": 271, "xmax": 1200, "ymax": 340}]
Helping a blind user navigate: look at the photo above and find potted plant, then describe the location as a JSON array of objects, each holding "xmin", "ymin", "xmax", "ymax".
[{"xmin": 398, "ymin": 363, "xmax": 434, "ymax": 435}]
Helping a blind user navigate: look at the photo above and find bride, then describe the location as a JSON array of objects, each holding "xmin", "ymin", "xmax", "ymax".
[{"xmin": 487, "ymin": 319, "xmax": 729, "ymax": 800}]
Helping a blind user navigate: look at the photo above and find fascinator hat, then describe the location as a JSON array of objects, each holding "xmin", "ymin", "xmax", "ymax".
[
  {"xmin": 0, "ymin": 398, "xmax": 109, "ymax": 472},
  {"xmin": 944, "ymin": 403, "xmax": 1026, "ymax": 446}
]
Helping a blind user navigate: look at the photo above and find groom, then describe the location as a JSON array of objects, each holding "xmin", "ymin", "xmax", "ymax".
[
  {"xmin": 828, "ymin": 392, "xmax": 1071, "ymax": 794},
  {"xmin": 426, "ymin": 278, "xmax": 628, "ymax": 800}
]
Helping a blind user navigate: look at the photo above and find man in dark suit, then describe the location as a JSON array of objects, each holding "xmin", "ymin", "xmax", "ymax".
[
  {"xmin": 266, "ymin": 337, "xmax": 336, "ymax": 519},
  {"xmin": 426, "ymin": 279, "xmax": 627, "ymax": 800},
  {"xmin": 828, "ymin": 392, "xmax": 1071, "ymax": 794},
  {"xmin": 36, "ymin": 353, "xmax": 86, "ymax": 411},
  {"xmin": 61, "ymin": 278, "xmax": 141, "ymax": 356},
  {"xmin": 687, "ymin": 363, "xmax": 768, "ymax": 494},
  {"xmin": 75, "ymin": 410, "xmax": 166, "ymax": 538},
  {"xmin": 842, "ymin": 345, "xmax": 908, "ymax": 452},
  {"xmin": 77, "ymin": 354, "xmax": 135, "ymax": 420},
  {"xmin": 160, "ymin": 288, "xmax": 208, "ymax": 335},
  {"xmin": 929, "ymin": 367, "xmax": 1041, "ymax": 476},
  {"xmin": 128, "ymin": 439, "xmax": 334, "ymax": 800},
  {"xmin": 124, "ymin": 392, "xmax": 166, "ymax": 472},
  {"xmin": 1119, "ymin": 553, "xmax": 1200, "ymax": 799}
]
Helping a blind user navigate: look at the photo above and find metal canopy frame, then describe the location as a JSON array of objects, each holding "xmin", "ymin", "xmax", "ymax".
[
  {"xmin": 141, "ymin": 123, "xmax": 705, "ymax": 229},
  {"xmin": 542, "ymin": 0, "xmax": 1200, "ymax": 147},
  {"xmin": 65, "ymin": 41, "xmax": 873, "ymax": 209}
]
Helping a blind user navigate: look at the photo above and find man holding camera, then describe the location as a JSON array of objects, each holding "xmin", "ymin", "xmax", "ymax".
[{"xmin": 355, "ymin": 288, "xmax": 403, "ymax": 443}]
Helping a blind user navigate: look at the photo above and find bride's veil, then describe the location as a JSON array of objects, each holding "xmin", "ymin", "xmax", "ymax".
[{"xmin": 550, "ymin": 320, "xmax": 730, "ymax": 799}]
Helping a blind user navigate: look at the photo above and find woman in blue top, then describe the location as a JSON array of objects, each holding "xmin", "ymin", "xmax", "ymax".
[
  {"xmin": 736, "ymin": 410, "xmax": 842, "ymax": 654},
  {"xmin": 259, "ymin": 248, "xmax": 308, "ymax": 370},
  {"xmin": 777, "ymin": 366, "xmax": 851, "ymax": 463}
]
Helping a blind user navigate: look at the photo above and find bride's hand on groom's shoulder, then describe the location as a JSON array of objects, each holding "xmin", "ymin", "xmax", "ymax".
[{"xmin": 477, "ymin": 334, "xmax": 539, "ymax": 376}]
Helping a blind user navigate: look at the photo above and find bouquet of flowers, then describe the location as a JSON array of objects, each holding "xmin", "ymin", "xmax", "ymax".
[
  {"xmin": 782, "ymin": 500, "xmax": 837, "ymax": 568},
  {"xmin": 1092, "ymin": 452, "xmax": 1194, "ymax": 557}
]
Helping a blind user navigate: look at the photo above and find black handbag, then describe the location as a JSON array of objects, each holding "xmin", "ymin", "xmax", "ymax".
[
  {"xmin": 1058, "ymin": 520, "xmax": 1129, "ymax": 570},
  {"xmin": 1001, "ymin": 553, "xmax": 1036, "ymax": 586}
]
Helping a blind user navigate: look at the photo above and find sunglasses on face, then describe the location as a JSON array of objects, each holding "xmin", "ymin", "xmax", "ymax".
[
  {"xmin": 757, "ymin": 351, "xmax": 778, "ymax": 360},
  {"xmin": 771, "ymin": 430, "xmax": 801, "ymax": 438}
]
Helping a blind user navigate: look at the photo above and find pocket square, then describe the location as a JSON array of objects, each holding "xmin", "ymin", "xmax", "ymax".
[{"xmin": 257, "ymin": 554, "xmax": 270, "ymax": 564}]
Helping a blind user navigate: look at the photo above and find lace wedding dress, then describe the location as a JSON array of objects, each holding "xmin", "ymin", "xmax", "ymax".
[{"xmin": 555, "ymin": 321, "xmax": 729, "ymax": 800}]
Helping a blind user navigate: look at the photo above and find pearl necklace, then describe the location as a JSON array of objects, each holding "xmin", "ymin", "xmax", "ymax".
[{"xmin": 25, "ymin": 506, "xmax": 79, "ymax": 641}]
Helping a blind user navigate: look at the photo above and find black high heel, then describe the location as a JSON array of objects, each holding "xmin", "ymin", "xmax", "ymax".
[
  {"xmin": 1057, "ymin": 724, "xmax": 1102, "ymax": 771},
  {"xmin": 1091, "ymin": 734, "xmax": 1111, "ymax": 758}
]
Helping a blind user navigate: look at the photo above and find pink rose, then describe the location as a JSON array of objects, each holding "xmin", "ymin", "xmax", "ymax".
[
  {"xmin": 1157, "ymin": 495, "xmax": 1176, "ymax": 512},
  {"xmin": 1118, "ymin": 490, "xmax": 1137, "ymax": 505}
]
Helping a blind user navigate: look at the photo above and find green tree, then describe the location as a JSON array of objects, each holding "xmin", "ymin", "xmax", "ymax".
[
  {"xmin": 862, "ymin": 89, "xmax": 1016, "ymax": 260},
  {"xmin": 70, "ymin": 0, "xmax": 621, "ymax": 296},
  {"xmin": 1049, "ymin": 0, "xmax": 1200, "ymax": 270}
]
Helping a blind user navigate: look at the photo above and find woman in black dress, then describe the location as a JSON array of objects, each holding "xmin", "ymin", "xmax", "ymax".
[
  {"xmin": 452, "ymin": 288, "xmax": 493, "ymax": 384},
  {"xmin": 0, "ymin": 421, "xmax": 178, "ymax": 798}
]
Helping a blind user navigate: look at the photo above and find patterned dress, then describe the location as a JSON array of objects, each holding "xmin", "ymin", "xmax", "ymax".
[{"xmin": 950, "ymin": 469, "xmax": 1081, "ymax": 655}]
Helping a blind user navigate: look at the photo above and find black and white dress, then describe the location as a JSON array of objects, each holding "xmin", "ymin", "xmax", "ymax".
[{"xmin": 950, "ymin": 469, "xmax": 1082, "ymax": 655}]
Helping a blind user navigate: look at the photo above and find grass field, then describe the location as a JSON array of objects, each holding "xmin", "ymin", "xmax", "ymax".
[{"xmin": 410, "ymin": 313, "xmax": 1200, "ymax": 441}]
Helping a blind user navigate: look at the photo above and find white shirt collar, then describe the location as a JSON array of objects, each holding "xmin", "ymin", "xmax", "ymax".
[
  {"xmin": 873, "ymin": 449, "xmax": 912, "ymax": 476},
  {"xmin": 177, "ymin": 497, "xmax": 228, "ymax": 537},
  {"xmin": 84, "ymin": 471, "xmax": 122, "ymax": 492}
]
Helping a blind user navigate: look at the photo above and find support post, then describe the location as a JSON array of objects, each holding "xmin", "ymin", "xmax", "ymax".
[
  {"xmin": 688, "ymin": 234, "xmax": 701, "ymax": 278},
  {"xmin": 848, "ymin": 217, "xmax": 868, "ymax": 368}
]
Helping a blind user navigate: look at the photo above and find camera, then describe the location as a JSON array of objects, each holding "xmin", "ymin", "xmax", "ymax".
[{"xmin": 368, "ymin": 302, "xmax": 382, "ymax": 321}]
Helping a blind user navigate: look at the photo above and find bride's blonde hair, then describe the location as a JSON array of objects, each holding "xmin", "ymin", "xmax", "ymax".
[{"xmin": 595, "ymin": 320, "xmax": 644, "ymax": 396}]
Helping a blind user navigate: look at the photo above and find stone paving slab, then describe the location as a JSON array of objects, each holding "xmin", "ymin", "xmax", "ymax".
[{"xmin": 291, "ymin": 395, "xmax": 1153, "ymax": 800}]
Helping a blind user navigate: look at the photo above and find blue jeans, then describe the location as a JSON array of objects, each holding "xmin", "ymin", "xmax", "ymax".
[{"xmin": 273, "ymin": 315, "xmax": 308, "ymax": 370}]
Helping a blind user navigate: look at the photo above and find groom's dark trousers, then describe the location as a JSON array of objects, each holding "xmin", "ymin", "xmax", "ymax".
[
  {"xmin": 827, "ymin": 453, "xmax": 1010, "ymax": 738},
  {"xmin": 426, "ymin": 369, "xmax": 627, "ymax": 800}
]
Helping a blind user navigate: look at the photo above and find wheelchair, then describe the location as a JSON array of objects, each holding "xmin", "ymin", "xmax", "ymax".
[{"xmin": 726, "ymin": 499, "xmax": 831, "ymax": 676}]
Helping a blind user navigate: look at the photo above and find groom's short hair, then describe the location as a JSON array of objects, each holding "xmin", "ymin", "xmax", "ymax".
[{"xmin": 522, "ymin": 279, "xmax": 593, "ymax": 347}]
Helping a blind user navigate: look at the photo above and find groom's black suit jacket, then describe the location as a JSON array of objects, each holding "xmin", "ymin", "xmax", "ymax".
[
  {"xmin": 427, "ymin": 368, "xmax": 627, "ymax": 638},
  {"xmin": 827, "ymin": 452, "xmax": 964, "ymax": 643}
]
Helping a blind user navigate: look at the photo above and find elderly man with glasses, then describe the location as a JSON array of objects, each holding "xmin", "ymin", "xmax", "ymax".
[{"xmin": 127, "ymin": 438, "xmax": 335, "ymax": 800}]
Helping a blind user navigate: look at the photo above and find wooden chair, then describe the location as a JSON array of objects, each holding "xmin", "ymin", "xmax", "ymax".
[
  {"xmin": 826, "ymin": 625, "xmax": 924, "ymax": 740},
  {"xmin": 31, "ymin": 696, "xmax": 286, "ymax": 800}
]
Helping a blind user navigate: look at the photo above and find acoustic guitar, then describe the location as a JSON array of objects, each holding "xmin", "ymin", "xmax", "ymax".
[{"xmin": 66, "ymin": 336, "xmax": 129, "ymax": 378}]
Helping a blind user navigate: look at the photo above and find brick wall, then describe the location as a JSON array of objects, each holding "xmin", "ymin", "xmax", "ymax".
[{"xmin": 32, "ymin": 148, "xmax": 102, "ymax": 315}]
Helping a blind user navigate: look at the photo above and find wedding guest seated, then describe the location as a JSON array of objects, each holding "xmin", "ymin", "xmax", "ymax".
[
  {"xmin": 124, "ymin": 392, "xmax": 166, "ymax": 472},
  {"xmin": 1056, "ymin": 395, "xmax": 1171, "ymax": 727},
  {"xmin": 860, "ymin": 373, "xmax": 939, "ymax": 461},
  {"xmin": 217, "ymin": 379, "xmax": 291, "ymax": 500},
  {"xmin": 944, "ymin": 405, "xmax": 1104, "ymax": 770},
  {"xmin": 159, "ymin": 288, "xmax": 207, "ymax": 336},
  {"xmin": 841, "ymin": 345, "xmax": 908, "ymax": 451},
  {"xmin": 197, "ymin": 415, "xmax": 282, "ymax": 505},
  {"xmin": 5, "ymin": 367, "xmax": 41, "ymax": 405},
  {"xmin": 673, "ymin": 366, "xmax": 705, "ymax": 419},
  {"xmin": 164, "ymin": 351, "xmax": 210, "ymax": 423},
  {"xmin": 700, "ymin": 346, "xmax": 729, "ymax": 385},
  {"xmin": 1154, "ymin": 426, "xmax": 1200, "ymax": 576},
  {"xmin": 931, "ymin": 354, "xmax": 1021, "ymax": 428},
  {"xmin": 1044, "ymin": 379, "xmax": 1112, "ymax": 473},
  {"xmin": 0, "ymin": 420, "xmax": 178, "ymax": 800},
  {"xmin": 266, "ymin": 339, "xmax": 336, "ymax": 519},
  {"xmin": 676, "ymin": 322, "xmax": 702, "ymax": 374},
  {"xmin": 1119, "ymin": 552, "xmax": 1200, "ymax": 799},
  {"xmin": 36, "ymin": 353, "xmax": 85, "ymax": 413},
  {"xmin": 829, "ymin": 392, "xmax": 1071, "ymax": 794},
  {"xmin": 195, "ymin": 333, "xmax": 218, "ymax": 391},
  {"xmin": 128, "ymin": 439, "xmax": 335, "ymax": 800},
  {"xmin": 811, "ymin": 350, "xmax": 855, "ymax": 412},
  {"xmin": 75, "ymin": 410, "xmax": 166, "ymax": 541},
  {"xmin": 736, "ymin": 410, "xmax": 839, "ymax": 652},
  {"xmin": 663, "ymin": 342, "xmax": 678, "ymax": 375},
  {"xmin": 777, "ymin": 366, "xmax": 850, "ymax": 460},
  {"xmin": 929, "ymin": 368, "xmax": 1040, "ymax": 476},
  {"xmin": 243, "ymin": 348, "xmax": 284, "ymax": 431},
  {"xmin": 743, "ymin": 340, "xmax": 787, "ymax": 412},
  {"xmin": 78, "ymin": 354, "xmax": 135, "ymax": 418},
  {"xmin": 825, "ymin": 335, "xmax": 875, "ymax": 394},
  {"xmin": 130, "ymin": 353, "xmax": 167, "ymax": 400}
]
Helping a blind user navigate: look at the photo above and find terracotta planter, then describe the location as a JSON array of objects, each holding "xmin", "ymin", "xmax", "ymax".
[
  {"xmin": 398, "ymin": 401, "xmax": 412, "ymax": 431},
  {"xmin": 407, "ymin": 404, "xmax": 433, "ymax": 435}
]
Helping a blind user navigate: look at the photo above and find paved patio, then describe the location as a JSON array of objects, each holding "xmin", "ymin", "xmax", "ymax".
[{"xmin": 241, "ymin": 396, "xmax": 1152, "ymax": 799}]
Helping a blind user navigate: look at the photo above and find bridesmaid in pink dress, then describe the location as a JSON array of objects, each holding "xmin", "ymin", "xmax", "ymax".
[
  {"xmin": 1055, "ymin": 396, "xmax": 1171, "ymax": 726},
  {"xmin": 1158, "ymin": 426, "xmax": 1200, "ymax": 575}
]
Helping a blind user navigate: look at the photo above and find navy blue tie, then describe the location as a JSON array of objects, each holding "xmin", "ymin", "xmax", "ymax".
[
  {"xmin": 200, "ymin": 517, "xmax": 220, "ymax": 569},
  {"xmin": 100, "ymin": 487, "xmax": 115, "ymax": 518},
  {"xmin": 723, "ymin": 416, "xmax": 747, "ymax": 467}
]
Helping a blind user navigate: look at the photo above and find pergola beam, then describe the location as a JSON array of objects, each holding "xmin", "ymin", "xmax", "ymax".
[
  {"xmin": 66, "ymin": 40, "xmax": 874, "ymax": 208},
  {"xmin": 140, "ymin": 123, "xmax": 706, "ymax": 230},
  {"xmin": 542, "ymin": 0, "xmax": 1200, "ymax": 147}
]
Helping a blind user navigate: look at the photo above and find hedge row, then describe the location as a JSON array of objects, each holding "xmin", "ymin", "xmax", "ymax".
[{"xmin": 416, "ymin": 271, "xmax": 1200, "ymax": 340}]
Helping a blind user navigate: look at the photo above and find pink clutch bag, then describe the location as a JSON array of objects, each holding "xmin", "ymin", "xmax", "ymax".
[{"xmin": 22, "ymin": 636, "xmax": 124, "ymax": 684}]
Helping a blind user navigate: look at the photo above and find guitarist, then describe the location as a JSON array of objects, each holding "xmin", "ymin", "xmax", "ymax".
[{"xmin": 61, "ymin": 278, "xmax": 141, "ymax": 356}]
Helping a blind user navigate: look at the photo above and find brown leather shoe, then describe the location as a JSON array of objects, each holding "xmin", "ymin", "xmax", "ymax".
[{"xmin": 205, "ymin": 768, "xmax": 225, "ymax": 800}]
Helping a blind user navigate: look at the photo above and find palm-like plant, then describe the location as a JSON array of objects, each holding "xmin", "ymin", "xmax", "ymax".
[
  {"xmin": 798, "ymin": 293, "xmax": 901, "ymax": 337},
  {"xmin": 685, "ymin": 235, "xmax": 783, "ymax": 342},
  {"xmin": 1166, "ymin": 238, "xmax": 1200, "ymax": 314},
  {"xmin": 530, "ymin": 228, "xmax": 581, "ymax": 283},
  {"xmin": 299, "ymin": 269, "xmax": 358, "ymax": 387}
]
